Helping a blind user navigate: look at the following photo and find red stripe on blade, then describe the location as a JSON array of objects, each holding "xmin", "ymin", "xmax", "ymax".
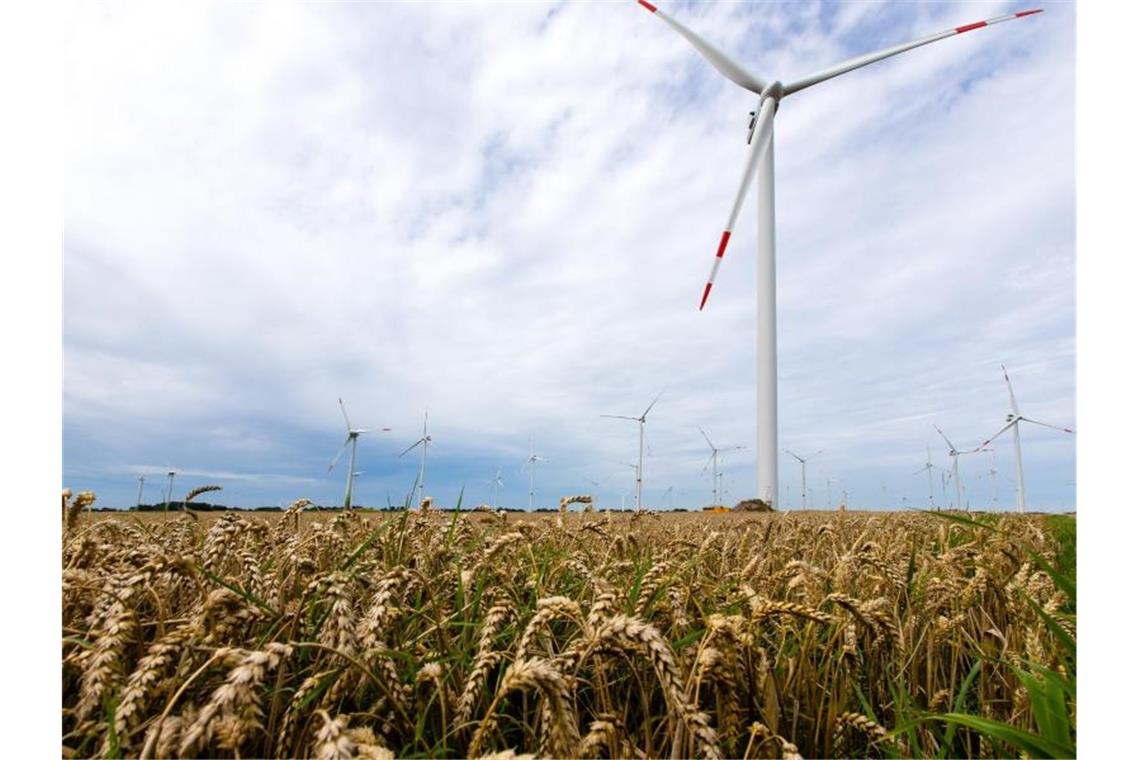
[
  {"xmin": 638, "ymin": 0, "xmax": 658, "ymax": 12},
  {"xmin": 1015, "ymin": 9, "xmax": 1043, "ymax": 17},
  {"xmin": 715, "ymin": 230, "xmax": 731, "ymax": 258},
  {"xmin": 699, "ymin": 282, "xmax": 713, "ymax": 311},
  {"xmin": 955, "ymin": 20, "xmax": 988, "ymax": 33}
]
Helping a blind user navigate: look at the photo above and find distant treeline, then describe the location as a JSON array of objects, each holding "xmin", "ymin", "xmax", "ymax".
[{"xmin": 118, "ymin": 504, "xmax": 699, "ymax": 513}]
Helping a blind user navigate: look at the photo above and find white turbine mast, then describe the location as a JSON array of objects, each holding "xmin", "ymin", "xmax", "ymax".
[
  {"xmin": 329, "ymin": 397, "xmax": 390, "ymax": 510},
  {"xmin": 398, "ymin": 410, "xmax": 431, "ymax": 507},
  {"xmin": 601, "ymin": 391, "xmax": 663, "ymax": 511},
  {"xmin": 135, "ymin": 475, "xmax": 145, "ymax": 508},
  {"xmin": 164, "ymin": 470, "xmax": 176, "ymax": 509},
  {"xmin": 636, "ymin": 1, "xmax": 1043, "ymax": 509},
  {"xmin": 972, "ymin": 365, "xmax": 1074, "ymax": 513},
  {"xmin": 698, "ymin": 427, "xmax": 746, "ymax": 507},
  {"xmin": 783, "ymin": 448, "xmax": 822, "ymax": 511}
]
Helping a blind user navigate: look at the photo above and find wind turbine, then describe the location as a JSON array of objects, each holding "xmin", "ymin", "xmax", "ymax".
[
  {"xmin": 487, "ymin": 468, "xmax": 505, "ymax": 509},
  {"xmin": 973, "ymin": 365, "xmax": 1074, "ymax": 513},
  {"xmin": 329, "ymin": 398, "xmax": 390, "ymax": 509},
  {"xmin": 933, "ymin": 424, "xmax": 989, "ymax": 511},
  {"xmin": 135, "ymin": 475, "xmax": 145, "ymax": 508},
  {"xmin": 698, "ymin": 427, "xmax": 746, "ymax": 506},
  {"xmin": 913, "ymin": 444, "xmax": 937, "ymax": 509},
  {"xmin": 399, "ymin": 411, "xmax": 432, "ymax": 507},
  {"xmin": 636, "ymin": 1, "xmax": 1043, "ymax": 509},
  {"xmin": 783, "ymin": 448, "xmax": 822, "ymax": 511},
  {"xmin": 522, "ymin": 440, "xmax": 548, "ymax": 510},
  {"xmin": 601, "ymin": 391, "xmax": 663, "ymax": 510}
]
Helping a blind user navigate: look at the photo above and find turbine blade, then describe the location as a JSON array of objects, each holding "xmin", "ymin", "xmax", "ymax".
[
  {"xmin": 398, "ymin": 438, "xmax": 424, "ymax": 457},
  {"xmin": 912, "ymin": 467, "xmax": 927, "ymax": 476},
  {"xmin": 1001, "ymin": 364, "xmax": 1022, "ymax": 416},
  {"xmin": 697, "ymin": 427, "xmax": 716, "ymax": 451},
  {"xmin": 338, "ymin": 397, "xmax": 352, "ymax": 431},
  {"xmin": 701, "ymin": 451, "xmax": 716, "ymax": 473},
  {"xmin": 363, "ymin": 425, "xmax": 391, "ymax": 433},
  {"xmin": 932, "ymin": 424, "xmax": 956, "ymax": 451},
  {"xmin": 601, "ymin": 414, "xmax": 640, "ymax": 421},
  {"xmin": 783, "ymin": 9, "xmax": 1043, "ymax": 96},
  {"xmin": 328, "ymin": 436, "xmax": 352, "ymax": 472},
  {"xmin": 636, "ymin": 1, "xmax": 767, "ymax": 95},
  {"xmin": 700, "ymin": 96, "xmax": 776, "ymax": 310},
  {"xmin": 641, "ymin": 390, "xmax": 664, "ymax": 419},
  {"xmin": 973, "ymin": 420, "xmax": 1017, "ymax": 452},
  {"xmin": 1020, "ymin": 417, "xmax": 1074, "ymax": 434}
]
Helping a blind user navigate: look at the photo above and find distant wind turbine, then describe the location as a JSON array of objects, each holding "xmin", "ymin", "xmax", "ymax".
[
  {"xmin": 636, "ymin": 0, "xmax": 1043, "ymax": 508},
  {"xmin": 522, "ymin": 439, "xmax": 548, "ymax": 510},
  {"xmin": 698, "ymin": 427, "xmax": 746, "ymax": 506},
  {"xmin": 164, "ymin": 471, "xmax": 176, "ymax": 510},
  {"xmin": 601, "ymin": 391, "xmax": 663, "ymax": 510},
  {"xmin": 973, "ymin": 365, "xmax": 1074, "ymax": 513},
  {"xmin": 399, "ymin": 410, "xmax": 431, "ymax": 507},
  {"xmin": 135, "ymin": 475, "xmax": 145, "ymax": 508},
  {"xmin": 783, "ymin": 448, "xmax": 822, "ymax": 510},
  {"xmin": 913, "ymin": 444, "xmax": 937, "ymax": 509},
  {"xmin": 487, "ymin": 469, "xmax": 505, "ymax": 509},
  {"xmin": 933, "ymin": 424, "xmax": 989, "ymax": 511},
  {"xmin": 329, "ymin": 398, "xmax": 390, "ymax": 509}
]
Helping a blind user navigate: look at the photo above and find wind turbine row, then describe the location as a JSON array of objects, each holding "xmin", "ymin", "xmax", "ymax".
[{"xmin": 636, "ymin": 1, "xmax": 1044, "ymax": 509}]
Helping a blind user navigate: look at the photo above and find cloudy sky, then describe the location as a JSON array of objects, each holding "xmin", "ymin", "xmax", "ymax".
[{"xmin": 63, "ymin": 0, "xmax": 1075, "ymax": 511}]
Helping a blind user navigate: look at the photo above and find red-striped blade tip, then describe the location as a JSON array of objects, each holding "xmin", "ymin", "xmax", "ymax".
[
  {"xmin": 1015, "ymin": 9, "xmax": 1044, "ymax": 17},
  {"xmin": 699, "ymin": 282, "xmax": 713, "ymax": 310},
  {"xmin": 716, "ymin": 230, "xmax": 731, "ymax": 258},
  {"xmin": 637, "ymin": 0, "xmax": 658, "ymax": 13},
  {"xmin": 955, "ymin": 20, "xmax": 988, "ymax": 34}
]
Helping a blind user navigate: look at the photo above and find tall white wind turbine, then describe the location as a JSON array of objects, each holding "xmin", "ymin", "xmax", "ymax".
[
  {"xmin": 164, "ymin": 470, "xmax": 176, "ymax": 510},
  {"xmin": 913, "ymin": 444, "xmax": 937, "ymax": 509},
  {"xmin": 636, "ymin": 1, "xmax": 1043, "ymax": 509},
  {"xmin": 399, "ymin": 410, "xmax": 431, "ymax": 507},
  {"xmin": 973, "ymin": 365, "xmax": 1074, "ymax": 513},
  {"xmin": 783, "ymin": 448, "xmax": 822, "ymax": 510},
  {"xmin": 135, "ymin": 475, "xmax": 145, "ymax": 508},
  {"xmin": 329, "ymin": 398, "xmax": 390, "ymax": 509},
  {"xmin": 523, "ymin": 439, "xmax": 548, "ymax": 510},
  {"xmin": 601, "ymin": 391, "xmax": 663, "ymax": 511},
  {"xmin": 933, "ymin": 424, "xmax": 989, "ymax": 511},
  {"xmin": 698, "ymin": 427, "xmax": 745, "ymax": 506}
]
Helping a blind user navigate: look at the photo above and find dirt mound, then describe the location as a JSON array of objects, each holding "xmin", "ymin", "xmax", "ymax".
[{"xmin": 732, "ymin": 498, "xmax": 774, "ymax": 512}]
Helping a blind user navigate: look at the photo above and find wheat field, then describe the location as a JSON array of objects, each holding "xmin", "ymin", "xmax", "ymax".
[{"xmin": 61, "ymin": 492, "xmax": 1075, "ymax": 759}]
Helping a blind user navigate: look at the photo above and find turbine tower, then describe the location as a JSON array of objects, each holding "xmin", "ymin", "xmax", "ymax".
[
  {"xmin": 399, "ymin": 410, "xmax": 431, "ymax": 507},
  {"xmin": 636, "ymin": 1, "xmax": 1043, "ymax": 509},
  {"xmin": 973, "ymin": 365, "xmax": 1074, "ymax": 513},
  {"xmin": 783, "ymin": 448, "xmax": 822, "ymax": 510},
  {"xmin": 698, "ymin": 427, "xmax": 745, "ymax": 506},
  {"xmin": 601, "ymin": 391, "xmax": 663, "ymax": 511},
  {"xmin": 329, "ymin": 398, "xmax": 390, "ymax": 509},
  {"xmin": 135, "ymin": 475, "xmax": 145, "ymax": 508},
  {"xmin": 164, "ymin": 471, "xmax": 176, "ymax": 510}
]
